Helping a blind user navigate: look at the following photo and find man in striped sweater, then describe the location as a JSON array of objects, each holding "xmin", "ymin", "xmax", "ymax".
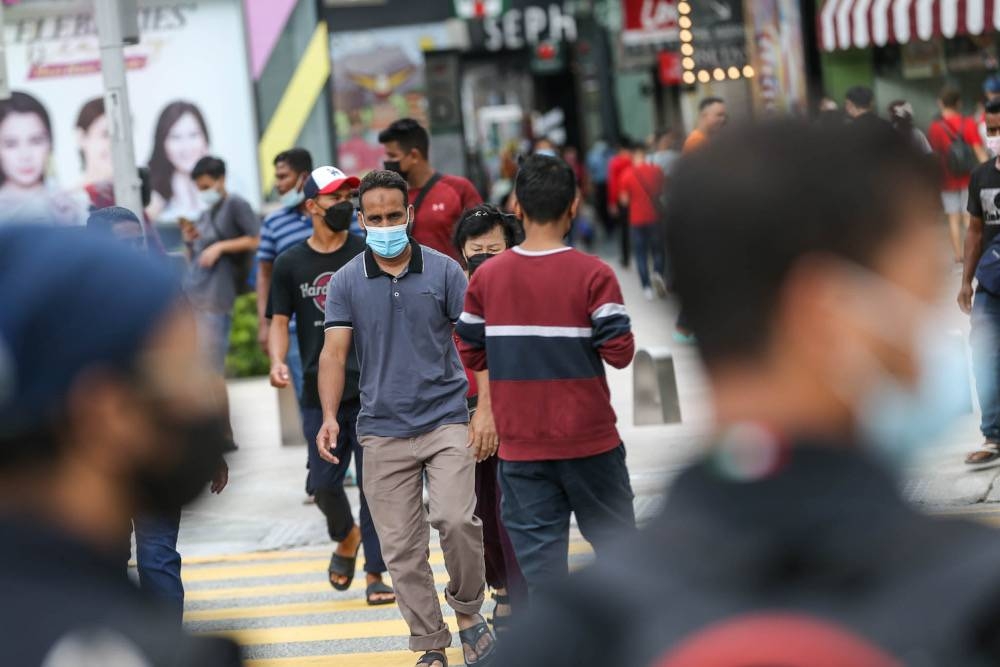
[{"xmin": 456, "ymin": 154, "xmax": 637, "ymax": 598}]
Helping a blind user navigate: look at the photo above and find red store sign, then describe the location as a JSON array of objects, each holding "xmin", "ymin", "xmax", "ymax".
[{"xmin": 622, "ymin": 0, "xmax": 679, "ymax": 46}]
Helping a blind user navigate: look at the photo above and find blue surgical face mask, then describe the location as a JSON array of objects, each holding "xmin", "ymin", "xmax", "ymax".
[
  {"xmin": 280, "ymin": 188, "xmax": 304, "ymax": 209},
  {"xmin": 365, "ymin": 221, "xmax": 410, "ymax": 258},
  {"xmin": 839, "ymin": 266, "xmax": 969, "ymax": 466},
  {"xmin": 198, "ymin": 187, "xmax": 221, "ymax": 207}
]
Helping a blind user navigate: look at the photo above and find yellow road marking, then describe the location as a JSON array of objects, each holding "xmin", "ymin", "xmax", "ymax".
[
  {"xmin": 205, "ymin": 616, "xmax": 456, "ymax": 646},
  {"xmin": 245, "ymin": 648, "xmax": 464, "ymax": 667},
  {"xmin": 183, "ymin": 549, "xmax": 329, "ymax": 566},
  {"xmin": 185, "ymin": 593, "xmax": 444, "ymax": 622},
  {"xmin": 184, "ymin": 572, "xmax": 446, "ymax": 602}
]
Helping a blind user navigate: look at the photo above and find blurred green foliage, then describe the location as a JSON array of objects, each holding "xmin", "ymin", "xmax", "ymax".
[{"xmin": 226, "ymin": 293, "xmax": 269, "ymax": 378}]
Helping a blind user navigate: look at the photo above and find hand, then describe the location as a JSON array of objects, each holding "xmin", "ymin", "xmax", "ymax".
[
  {"xmin": 269, "ymin": 362, "xmax": 290, "ymax": 389},
  {"xmin": 317, "ymin": 417, "xmax": 341, "ymax": 464},
  {"xmin": 198, "ymin": 242, "xmax": 224, "ymax": 269},
  {"xmin": 180, "ymin": 219, "xmax": 199, "ymax": 243},
  {"xmin": 211, "ymin": 458, "xmax": 229, "ymax": 494},
  {"xmin": 609, "ymin": 203, "xmax": 619, "ymax": 217},
  {"xmin": 468, "ymin": 405, "xmax": 499, "ymax": 462},
  {"xmin": 258, "ymin": 322, "xmax": 270, "ymax": 355},
  {"xmin": 959, "ymin": 282, "xmax": 974, "ymax": 315}
]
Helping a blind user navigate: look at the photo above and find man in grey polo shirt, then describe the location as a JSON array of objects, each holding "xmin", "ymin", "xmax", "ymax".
[{"xmin": 317, "ymin": 170, "xmax": 494, "ymax": 667}]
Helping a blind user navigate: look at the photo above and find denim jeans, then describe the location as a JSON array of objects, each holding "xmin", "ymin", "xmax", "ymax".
[
  {"xmin": 133, "ymin": 508, "xmax": 183, "ymax": 624},
  {"xmin": 194, "ymin": 310, "xmax": 233, "ymax": 374},
  {"xmin": 301, "ymin": 402, "xmax": 386, "ymax": 574},
  {"xmin": 499, "ymin": 444, "xmax": 636, "ymax": 599},
  {"xmin": 971, "ymin": 289, "xmax": 1000, "ymax": 440},
  {"xmin": 631, "ymin": 224, "xmax": 665, "ymax": 289}
]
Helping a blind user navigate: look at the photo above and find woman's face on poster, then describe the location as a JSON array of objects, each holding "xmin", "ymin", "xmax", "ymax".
[
  {"xmin": 78, "ymin": 113, "xmax": 112, "ymax": 182},
  {"xmin": 164, "ymin": 112, "xmax": 208, "ymax": 175},
  {"xmin": 0, "ymin": 111, "xmax": 50, "ymax": 188}
]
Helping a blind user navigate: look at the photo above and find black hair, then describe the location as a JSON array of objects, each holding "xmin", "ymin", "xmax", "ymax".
[
  {"xmin": 664, "ymin": 120, "xmax": 941, "ymax": 368},
  {"xmin": 699, "ymin": 97, "xmax": 724, "ymax": 111},
  {"xmin": 986, "ymin": 98, "xmax": 1000, "ymax": 115},
  {"xmin": 358, "ymin": 169, "xmax": 409, "ymax": 211},
  {"xmin": 147, "ymin": 101, "xmax": 210, "ymax": 202},
  {"xmin": 378, "ymin": 118, "xmax": 430, "ymax": 159},
  {"xmin": 0, "ymin": 92, "xmax": 52, "ymax": 187},
  {"xmin": 274, "ymin": 147, "xmax": 313, "ymax": 174},
  {"xmin": 514, "ymin": 154, "xmax": 577, "ymax": 224},
  {"xmin": 191, "ymin": 156, "xmax": 225, "ymax": 180},
  {"xmin": 845, "ymin": 85, "xmax": 874, "ymax": 109},
  {"xmin": 453, "ymin": 204, "xmax": 519, "ymax": 255}
]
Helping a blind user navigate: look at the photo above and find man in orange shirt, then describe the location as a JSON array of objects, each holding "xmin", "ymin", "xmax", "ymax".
[{"xmin": 684, "ymin": 97, "xmax": 727, "ymax": 155}]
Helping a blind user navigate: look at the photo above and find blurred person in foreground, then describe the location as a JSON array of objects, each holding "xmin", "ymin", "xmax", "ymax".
[
  {"xmin": 0, "ymin": 226, "xmax": 240, "ymax": 665},
  {"xmin": 498, "ymin": 121, "xmax": 1000, "ymax": 665}
]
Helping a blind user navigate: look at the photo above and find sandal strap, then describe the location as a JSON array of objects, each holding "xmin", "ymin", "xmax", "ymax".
[{"xmin": 416, "ymin": 650, "xmax": 448, "ymax": 666}]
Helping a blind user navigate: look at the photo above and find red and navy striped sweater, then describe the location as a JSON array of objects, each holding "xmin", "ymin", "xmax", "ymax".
[{"xmin": 456, "ymin": 246, "xmax": 634, "ymax": 461}]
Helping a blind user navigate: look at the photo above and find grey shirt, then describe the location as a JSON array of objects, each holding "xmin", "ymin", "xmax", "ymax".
[
  {"xmin": 184, "ymin": 193, "xmax": 260, "ymax": 313},
  {"xmin": 324, "ymin": 242, "xmax": 470, "ymax": 438}
]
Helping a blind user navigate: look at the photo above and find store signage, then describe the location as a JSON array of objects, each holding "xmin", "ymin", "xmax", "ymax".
[
  {"xmin": 658, "ymin": 50, "xmax": 681, "ymax": 85},
  {"xmin": 476, "ymin": 3, "xmax": 577, "ymax": 52},
  {"xmin": 622, "ymin": 0, "xmax": 678, "ymax": 46}
]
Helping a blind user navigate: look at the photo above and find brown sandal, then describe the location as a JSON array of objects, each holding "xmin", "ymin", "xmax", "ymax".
[
  {"xmin": 416, "ymin": 651, "xmax": 448, "ymax": 667},
  {"xmin": 965, "ymin": 442, "xmax": 1000, "ymax": 465}
]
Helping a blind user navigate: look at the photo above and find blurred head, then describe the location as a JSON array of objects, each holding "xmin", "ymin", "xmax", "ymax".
[
  {"xmin": 533, "ymin": 137, "xmax": 558, "ymax": 157},
  {"xmin": 273, "ymin": 148, "xmax": 313, "ymax": 197},
  {"xmin": 887, "ymin": 100, "xmax": 915, "ymax": 134},
  {"xmin": 191, "ymin": 156, "xmax": 226, "ymax": 206},
  {"xmin": 984, "ymin": 75, "xmax": 1000, "ymax": 102},
  {"xmin": 378, "ymin": 118, "xmax": 429, "ymax": 179},
  {"xmin": 844, "ymin": 86, "xmax": 874, "ymax": 118},
  {"xmin": 147, "ymin": 101, "xmax": 210, "ymax": 202},
  {"xmin": 86, "ymin": 206, "xmax": 144, "ymax": 249},
  {"xmin": 302, "ymin": 165, "xmax": 360, "ymax": 233},
  {"xmin": 76, "ymin": 97, "xmax": 111, "ymax": 183},
  {"xmin": 0, "ymin": 92, "xmax": 52, "ymax": 190},
  {"xmin": 939, "ymin": 85, "xmax": 962, "ymax": 112},
  {"xmin": 698, "ymin": 98, "xmax": 727, "ymax": 134},
  {"xmin": 0, "ymin": 227, "xmax": 227, "ymax": 538},
  {"xmin": 655, "ymin": 128, "xmax": 677, "ymax": 151},
  {"xmin": 453, "ymin": 204, "xmax": 518, "ymax": 275},
  {"xmin": 984, "ymin": 99, "xmax": 1000, "ymax": 156},
  {"xmin": 514, "ymin": 154, "xmax": 579, "ymax": 234},
  {"xmin": 665, "ymin": 121, "xmax": 945, "ymax": 445},
  {"xmin": 819, "ymin": 96, "xmax": 839, "ymax": 112}
]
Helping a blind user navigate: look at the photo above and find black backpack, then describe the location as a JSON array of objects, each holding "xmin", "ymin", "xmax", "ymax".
[{"xmin": 937, "ymin": 116, "xmax": 979, "ymax": 176}]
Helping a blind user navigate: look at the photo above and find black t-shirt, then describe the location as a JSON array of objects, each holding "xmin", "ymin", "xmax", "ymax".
[
  {"xmin": 270, "ymin": 236, "xmax": 366, "ymax": 406},
  {"xmin": 968, "ymin": 159, "xmax": 1000, "ymax": 249}
]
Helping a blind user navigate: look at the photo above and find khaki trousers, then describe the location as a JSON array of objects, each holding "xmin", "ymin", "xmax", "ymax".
[{"xmin": 360, "ymin": 422, "xmax": 485, "ymax": 651}]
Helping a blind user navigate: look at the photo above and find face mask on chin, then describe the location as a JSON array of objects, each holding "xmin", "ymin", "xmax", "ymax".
[{"xmin": 280, "ymin": 185, "xmax": 305, "ymax": 209}]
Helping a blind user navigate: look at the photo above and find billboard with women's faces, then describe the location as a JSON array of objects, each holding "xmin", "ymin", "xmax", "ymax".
[{"xmin": 0, "ymin": 0, "xmax": 259, "ymax": 226}]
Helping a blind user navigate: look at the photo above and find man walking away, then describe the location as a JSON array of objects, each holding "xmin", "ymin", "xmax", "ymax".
[
  {"xmin": 256, "ymin": 148, "xmax": 314, "ymax": 399},
  {"xmin": 457, "ymin": 154, "xmax": 636, "ymax": 601},
  {"xmin": 619, "ymin": 141, "xmax": 667, "ymax": 299},
  {"xmin": 379, "ymin": 118, "xmax": 481, "ymax": 261},
  {"xmin": 269, "ymin": 166, "xmax": 393, "ymax": 604},
  {"xmin": 961, "ymin": 99, "xmax": 1000, "ymax": 465},
  {"xmin": 0, "ymin": 227, "xmax": 240, "ymax": 666},
  {"xmin": 317, "ymin": 170, "xmax": 493, "ymax": 667},
  {"xmin": 929, "ymin": 86, "xmax": 988, "ymax": 264},
  {"xmin": 496, "ymin": 119, "xmax": 1000, "ymax": 667}
]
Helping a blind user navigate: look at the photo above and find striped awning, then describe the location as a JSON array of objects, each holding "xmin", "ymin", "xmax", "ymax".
[{"xmin": 819, "ymin": 0, "xmax": 1000, "ymax": 52}]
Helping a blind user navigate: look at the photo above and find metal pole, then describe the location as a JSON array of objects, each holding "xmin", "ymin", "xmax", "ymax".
[{"xmin": 93, "ymin": 0, "xmax": 144, "ymax": 237}]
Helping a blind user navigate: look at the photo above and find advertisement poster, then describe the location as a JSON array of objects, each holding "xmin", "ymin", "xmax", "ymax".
[
  {"xmin": 330, "ymin": 23, "xmax": 453, "ymax": 175},
  {"xmin": 621, "ymin": 0, "xmax": 678, "ymax": 46},
  {"xmin": 746, "ymin": 0, "xmax": 808, "ymax": 116},
  {"xmin": 0, "ymin": 0, "xmax": 259, "ymax": 226}
]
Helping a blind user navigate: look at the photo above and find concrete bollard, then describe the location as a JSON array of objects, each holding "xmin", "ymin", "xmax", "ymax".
[
  {"xmin": 277, "ymin": 384, "xmax": 305, "ymax": 446},
  {"xmin": 633, "ymin": 347, "xmax": 682, "ymax": 425}
]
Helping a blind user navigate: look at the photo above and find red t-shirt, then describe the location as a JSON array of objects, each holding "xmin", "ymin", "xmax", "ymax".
[
  {"xmin": 620, "ymin": 163, "xmax": 664, "ymax": 226},
  {"xmin": 928, "ymin": 114, "xmax": 982, "ymax": 191},
  {"xmin": 410, "ymin": 174, "xmax": 482, "ymax": 261},
  {"xmin": 607, "ymin": 153, "xmax": 634, "ymax": 207}
]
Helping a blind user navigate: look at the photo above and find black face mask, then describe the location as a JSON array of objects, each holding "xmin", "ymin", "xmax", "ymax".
[
  {"xmin": 384, "ymin": 160, "xmax": 408, "ymax": 180},
  {"xmin": 322, "ymin": 201, "xmax": 354, "ymax": 232},
  {"xmin": 466, "ymin": 252, "xmax": 498, "ymax": 275},
  {"xmin": 133, "ymin": 410, "xmax": 228, "ymax": 514}
]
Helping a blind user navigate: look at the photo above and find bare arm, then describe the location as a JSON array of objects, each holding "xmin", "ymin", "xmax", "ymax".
[
  {"xmin": 216, "ymin": 235, "xmax": 260, "ymax": 254},
  {"xmin": 468, "ymin": 369, "xmax": 499, "ymax": 462},
  {"xmin": 976, "ymin": 145, "xmax": 989, "ymax": 164},
  {"xmin": 960, "ymin": 215, "xmax": 985, "ymax": 314},
  {"xmin": 268, "ymin": 315, "xmax": 291, "ymax": 388},
  {"xmin": 256, "ymin": 260, "xmax": 273, "ymax": 353},
  {"xmin": 316, "ymin": 328, "xmax": 353, "ymax": 463}
]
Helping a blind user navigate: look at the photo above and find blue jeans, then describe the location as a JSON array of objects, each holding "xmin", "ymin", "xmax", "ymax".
[
  {"xmin": 132, "ymin": 508, "xmax": 183, "ymax": 624},
  {"xmin": 195, "ymin": 310, "xmax": 233, "ymax": 374},
  {"xmin": 972, "ymin": 289, "xmax": 1000, "ymax": 440},
  {"xmin": 301, "ymin": 402, "xmax": 386, "ymax": 574},
  {"xmin": 499, "ymin": 444, "xmax": 636, "ymax": 599},
  {"xmin": 631, "ymin": 225, "xmax": 665, "ymax": 289},
  {"xmin": 287, "ymin": 323, "xmax": 305, "ymax": 401}
]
